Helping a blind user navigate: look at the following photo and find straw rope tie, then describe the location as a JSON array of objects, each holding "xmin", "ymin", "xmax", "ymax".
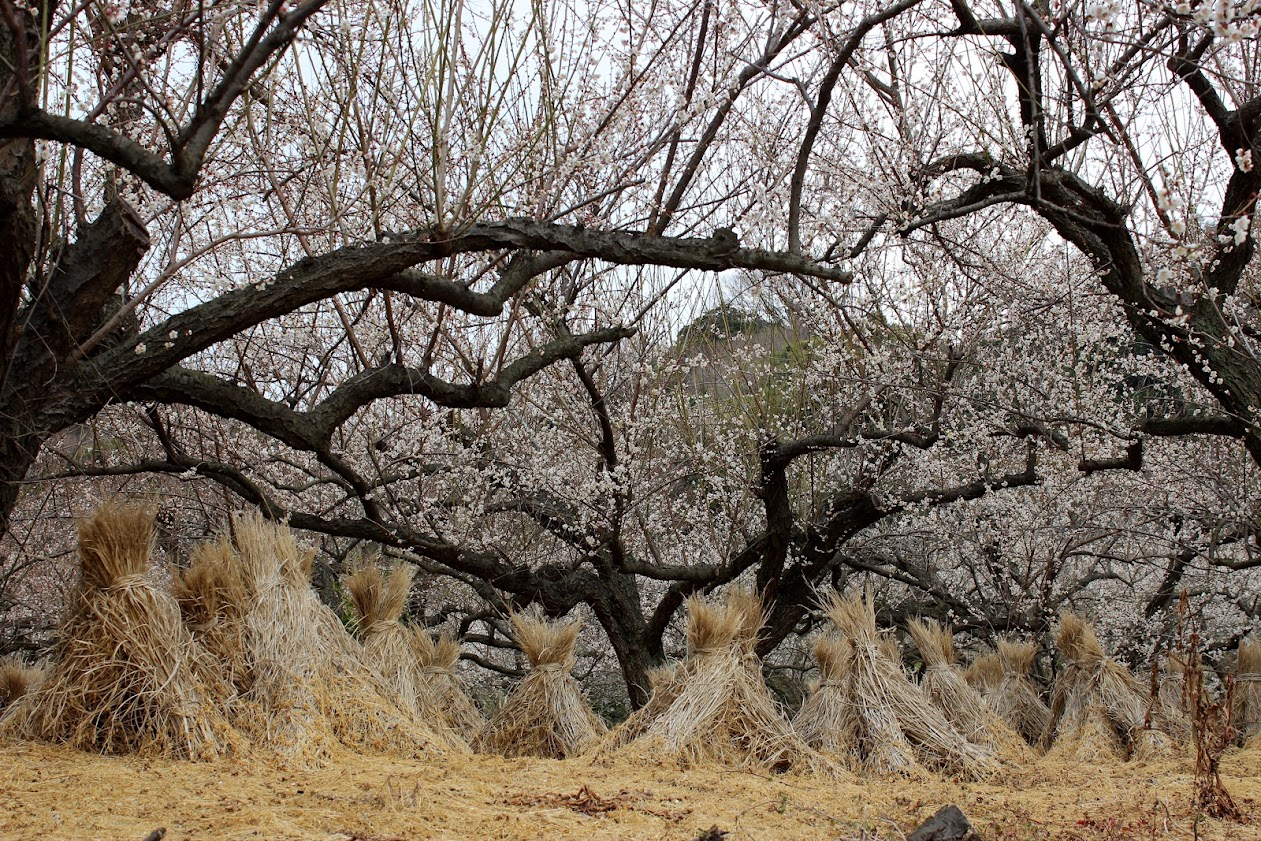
[
  {"xmin": 421, "ymin": 666, "xmax": 454, "ymax": 676},
  {"xmin": 363, "ymin": 620, "xmax": 394, "ymax": 637},
  {"xmin": 107, "ymin": 573, "xmax": 151, "ymax": 591},
  {"xmin": 536, "ymin": 663, "xmax": 564, "ymax": 673}
]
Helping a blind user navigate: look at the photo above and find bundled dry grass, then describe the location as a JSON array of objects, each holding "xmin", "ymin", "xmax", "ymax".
[
  {"xmin": 988, "ymin": 640, "xmax": 1051, "ymax": 747},
  {"xmin": 171, "ymin": 538, "xmax": 250, "ymax": 692},
  {"xmin": 0, "ymin": 658, "xmax": 42, "ymax": 712},
  {"xmin": 1042, "ymin": 612, "xmax": 1168, "ymax": 762},
  {"xmin": 0, "ymin": 503, "xmax": 236, "ymax": 759},
  {"xmin": 793, "ymin": 634, "xmax": 854, "ymax": 756},
  {"xmin": 908, "ymin": 620, "xmax": 983, "ymax": 734},
  {"xmin": 794, "ymin": 591, "xmax": 997, "ymax": 779},
  {"xmin": 474, "ymin": 610, "xmax": 606, "ymax": 759},
  {"xmin": 909, "ymin": 620, "xmax": 1031, "ymax": 761},
  {"xmin": 343, "ymin": 561, "xmax": 432, "ymax": 721},
  {"xmin": 603, "ymin": 589, "xmax": 827, "ymax": 774},
  {"xmin": 1156, "ymin": 652, "xmax": 1193, "ymax": 744},
  {"xmin": 409, "ymin": 627, "xmax": 484, "ymax": 740},
  {"xmin": 1232, "ymin": 637, "xmax": 1261, "ymax": 742},
  {"xmin": 879, "ymin": 633, "xmax": 904, "ymax": 672},
  {"xmin": 229, "ymin": 513, "xmax": 449, "ymax": 762},
  {"xmin": 965, "ymin": 651, "xmax": 1004, "ymax": 694}
]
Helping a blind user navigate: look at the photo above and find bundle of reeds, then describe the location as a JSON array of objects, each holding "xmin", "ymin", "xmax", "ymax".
[
  {"xmin": 474, "ymin": 609, "xmax": 606, "ymax": 758},
  {"xmin": 879, "ymin": 633, "xmax": 904, "ymax": 672},
  {"xmin": 792, "ymin": 634, "xmax": 854, "ymax": 755},
  {"xmin": 171, "ymin": 538, "xmax": 251, "ymax": 693},
  {"xmin": 343, "ymin": 561, "xmax": 429, "ymax": 718},
  {"xmin": 908, "ymin": 619, "xmax": 1031, "ymax": 761},
  {"xmin": 965, "ymin": 651, "xmax": 1004, "ymax": 694},
  {"xmin": 989, "ymin": 640, "xmax": 1051, "ymax": 746},
  {"xmin": 230, "ymin": 513, "xmax": 449, "ymax": 761},
  {"xmin": 603, "ymin": 589, "xmax": 827, "ymax": 773},
  {"xmin": 409, "ymin": 627, "xmax": 484, "ymax": 739},
  {"xmin": 1232, "ymin": 637, "xmax": 1261, "ymax": 742},
  {"xmin": 0, "ymin": 503, "xmax": 236, "ymax": 759},
  {"xmin": 1154, "ymin": 652, "xmax": 1192, "ymax": 744},
  {"xmin": 0, "ymin": 657, "xmax": 42, "ymax": 712},
  {"xmin": 1042, "ymin": 612, "xmax": 1168, "ymax": 762},
  {"xmin": 793, "ymin": 591, "xmax": 997, "ymax": 779}
]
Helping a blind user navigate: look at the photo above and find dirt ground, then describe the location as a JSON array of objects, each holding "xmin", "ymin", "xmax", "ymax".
[{"xmin": 2, "ymin": 740, "xmax": 1260, "ymax": 840}]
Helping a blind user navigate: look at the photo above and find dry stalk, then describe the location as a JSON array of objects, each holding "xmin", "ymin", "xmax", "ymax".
[
  {"xmin": 409, "ymin": 627, "xmax": 484, "ymax": 739},
  {"xmin": 1043, "ymin": 612, "xmax": 1169, "ymax": 762},
  {"xmin": 1, "ymin": 503, "xmax": 237, "ymax": 759},
  {"xmin": 1185, "ymin": 631, "xmax": 1240, "ymax": 820},
  {"xmin": 474, "ymin": 609, "xmax": 606, "ymax": 758},
  {"xmin": 604, "ymin": 588, "xmax": 830, "ymax": 774},
  {"xmin": 795, "ymin": 590, "xmax": 997, "ymax": 779}
]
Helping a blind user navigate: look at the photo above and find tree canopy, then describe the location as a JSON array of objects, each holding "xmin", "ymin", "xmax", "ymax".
[{"xmin": 4, "ymin": 0, "xmax": 1261, "ymax": 705}]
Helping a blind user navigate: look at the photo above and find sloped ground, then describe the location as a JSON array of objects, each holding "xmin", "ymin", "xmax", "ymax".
[{"xmin": 2, "ymin": 741, "xmax": 1260, "ymax": 840}]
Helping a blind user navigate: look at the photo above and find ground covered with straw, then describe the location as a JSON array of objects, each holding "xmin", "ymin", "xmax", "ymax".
[{"xmin": 3, "ymin": 740, "xmax": 1261, "ymax": 839}]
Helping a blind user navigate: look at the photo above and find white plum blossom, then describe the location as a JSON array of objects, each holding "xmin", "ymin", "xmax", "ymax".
[{"xmin": 1232, "ymin": 214, "xmax": 1252, "ymax": 245}]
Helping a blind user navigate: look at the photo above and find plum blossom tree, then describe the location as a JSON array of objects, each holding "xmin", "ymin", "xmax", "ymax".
[{"xmin": 6, "ymin": 0, "xmax": 1261, "ymax": 704}]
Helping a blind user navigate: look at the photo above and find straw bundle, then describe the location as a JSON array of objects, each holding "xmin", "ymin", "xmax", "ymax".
[
  {"xmin": 1233, "ymin": 637, "xmax": 1261, "ymax": 742},
  {"xmin": 965, "ymin": 651, "xmax": 1004, "ymax": 694},
  {"xmin": 989, "ymin": 640, "xmax": 1051, "ymax": 746},
  {"xmin": 0, "ymin": 657, "xmax": 42, "ymax": 712},
  {"xmin": 474, "ymin": 610, "xmax": 606, "ymax": 758},
  {"xmin": 909, "ymin": 620, "xmax": 987, "ymax": 736},
  {"xmin": 1042, "ymin": 612, "xmax": 1167, "ymax": 762},
  {"xmin": 603, "ymin": 589, "xmax": 826, "ymax": 773},
  {"xmin": 171, "ymin": 538, "xmax": 251, "ymax": 692},
  {"xmin": 908, "ymin": 620, "xmax": 1031, "ymax": 761},
  {"xmin": 409, "ymin": 627, "xmax": 484, "ymax": 739},
  {"xmin": 343, "ymin": 561, "xmax": 431, "ymax": 719},
  {"xmin": 0, "ymin": 503, "xmax": 236, "ymax": 759},
  {"xmin": 1156, "ymin": 653, "xmax": 1192, "ymax": 744},
  {"xmin": 794, "ymin": 591, "xmax": 997, "ymax": 779},
  {"xmin": 230, "ymin": 513, "xmax": 449, "ymax": 761},
  {"xmin": 793, "ymin": 634, "xmax": 855, "ymax": 755}
]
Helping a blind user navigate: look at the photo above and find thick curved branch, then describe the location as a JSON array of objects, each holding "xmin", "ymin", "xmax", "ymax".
[
  {"xmin": 14, "ymin": 198, "xmax": 150, "ymax": 367},
  {"xmin": 1141, "ymin": 413, "xmax": 1244, "ymax": 438},
  {"xmin": 126, "ymin": 325, "xmax": 632, "ymax": 450},
  {"xmin": 310, "ymin": 325, "xmax": 634, "ymax": 434},
  {"xmin": 78, "ymin": 220, "xmax": 850, "ymax": 400}
]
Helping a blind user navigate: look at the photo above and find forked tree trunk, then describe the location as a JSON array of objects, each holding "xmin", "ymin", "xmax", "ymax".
[{"xmin": 0, "ymin": 7, "xmax": 41, "ymax": 543}]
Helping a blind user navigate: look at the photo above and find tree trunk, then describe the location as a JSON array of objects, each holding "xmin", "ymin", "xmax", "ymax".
[
  {"xmin": 0, "ymin": 428, "xmax": 44, "ymax": 539},
  {"xmin": 589, "ymin": 570, "xmax": 659, "ymax": 708}
]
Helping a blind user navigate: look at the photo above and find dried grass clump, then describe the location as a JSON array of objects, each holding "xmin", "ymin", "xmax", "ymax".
[
  {"xmin": 909, "ymin": 620, "xmax": 1031, "ymax": 761},
  {"xmin": 230, "ymin": 513, "xmax": 449, "ymax": 761},
  {"xmin": 1233, "ymin": 637, "xmax": 1261, "ymax": 742},
  {"xmin": 965, "ymin": 651, "xmax": 1004, "ymax": 694},
  {"xmin": 1155, "ymin": 652, "xmax": 1192, "ymax": 744},
  {"xmin": 603, "ymin": 589, "xmax": 827, "ymax": 774},
  {"xmin": 793, "ymin": 635, "xmax": 853, "ymax": 755},
  {"xmin": 793, "ymin": 591, "xmax": 997, "ymax": 780},
  {"xmin": 0, "ymin": 503, "xmax": 236, "ymax": 759},
  {"xmin": 409, "ymin": 627, "xmax": 484, "ymax": 739},
  {"xmin": 343, "ymin": 561, "xmax": 430, "ymax": 719},
  {"xmin": 0, "ymin": 658, "xmax": 43, "ymax": 712},
  {"xmin": 1042, "ymin": 612, "xmax": 1168, "ymax": 763},
  {"xmin": 171, "ymin": 538, "xmax": 250, "ymax": 692},
  {"xmin": 474, "ymin": 610, "xmax": 606, "ymax": 759},
  {"xmin": 988, "ymin": 640, "xmax": 1051, "ymax": 747}
]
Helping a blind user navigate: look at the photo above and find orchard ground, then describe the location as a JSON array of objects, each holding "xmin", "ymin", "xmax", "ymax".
[{"xmin": 2, "ymin": 741, "xmax": 1261, "ymax": 840}]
